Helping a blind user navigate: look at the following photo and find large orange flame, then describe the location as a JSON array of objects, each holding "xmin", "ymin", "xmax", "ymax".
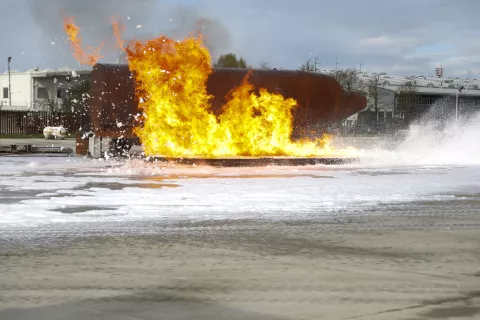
[
  {"xmin": 126, "ymin": 36, "xmax": 338, "ymax": 157},
  {"xmin": 63, "ymin": 17, "xmax": 103, "ymax": 66},
  {"xmin": 64, "ymin": 19, "xmax": 356, "ymax": 158}
]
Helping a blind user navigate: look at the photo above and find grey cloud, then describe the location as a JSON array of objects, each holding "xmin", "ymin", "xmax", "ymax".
[
  {"xmin": 197, "ymin": 0, "xmax": 480, "ymax": 76},
  {"xmin": 1, "ymin": 0, "xmax": 479, "ymax": 78}
]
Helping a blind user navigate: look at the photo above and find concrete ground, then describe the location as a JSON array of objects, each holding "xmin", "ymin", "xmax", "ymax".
[
  {"xmin": 1, "ymin": 135, "xmax": 478, "ymax": 319},
  {"xmin": 1, "ymin": 209, "xmax": 479, "ymax": 320}
]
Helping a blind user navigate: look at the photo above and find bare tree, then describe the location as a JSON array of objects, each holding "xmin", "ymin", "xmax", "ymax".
[
  {"xmin": 357, "ymin": 78, "xmax": 367, "ymax": 92},
  {"xmin": 331, "ymin": 70, "xmax": 344, "ymax": 85},
  {"xmin": 331, "ymin": 68, "xmax": 360, "ymax": 91},
  {"xmin": 367, "ymin": 75, "xmax": 390, "ymax": 131},
  {"xmin": 343, "ymin": 69, "xmax": 361, "ymax": 91},
  {"xmin": 396, "ymin": 82, "xmax": 419, "ymax": 124},
  {"xmin": 299, "ymin": 56, "xmax": 320, "ymax": 73},
  {"xmin": 260, "ymin": 62, "xmax": 272, "ymax": 70}
]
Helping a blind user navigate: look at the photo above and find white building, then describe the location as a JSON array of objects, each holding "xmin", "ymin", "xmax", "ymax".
[{"xmin": 0, "ymin": 68, "xmax": 90, "ymax": 111}]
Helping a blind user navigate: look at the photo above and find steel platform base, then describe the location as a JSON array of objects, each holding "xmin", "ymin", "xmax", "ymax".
[
  {"xmin": 0, "ymin": 144, "xmax": 74, "ymax": 155},
  {"xmin": 145, "ymin": 156, "xmax": 358, "ymax": 167}
]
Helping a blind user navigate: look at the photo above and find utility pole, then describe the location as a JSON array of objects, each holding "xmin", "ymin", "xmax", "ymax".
[
  {"xmin": 335, "ymin": 57, "xmax": 338, "ymax": 71},
  {"xmin": 313, "ymin": 56, "xmax": 320, "ymax": 73},
  {"xmin": 7, "ymin": 57, "xmax": 11, "ymax": 106},
  {"xmin": 359, "ymin": 60, "xmax": 364, "ymax": 72}
]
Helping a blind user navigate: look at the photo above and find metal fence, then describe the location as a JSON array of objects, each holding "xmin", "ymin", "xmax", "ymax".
[{"xmin": 0, "ymin": 110, "xmax": 79, "ymax": 135}]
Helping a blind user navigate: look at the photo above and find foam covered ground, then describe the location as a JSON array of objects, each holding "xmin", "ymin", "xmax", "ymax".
[{"xmin": 1, "ymin": 155, "xmax": 480, "ymax": 229}]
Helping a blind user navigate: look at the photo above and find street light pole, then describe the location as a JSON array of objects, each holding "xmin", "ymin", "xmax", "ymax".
[
  {"xmin": 7, "ymin": 57, "xmax": 11, "ymax": 106},
  {"xmin": 455, "ymin": 86, "xmax": 464, "ymax": 125},
  {"xmin": 455, "ymin": 90, "xmax": 458, "ymax": 123}
]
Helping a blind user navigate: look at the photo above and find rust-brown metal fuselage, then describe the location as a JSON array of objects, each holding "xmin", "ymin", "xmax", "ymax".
[{"xmin": 88, "ymin": 64, "xmax": 366, "ymax": 139}]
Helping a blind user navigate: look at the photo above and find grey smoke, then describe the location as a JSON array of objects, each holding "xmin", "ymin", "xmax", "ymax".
[
  {"xmin": 27, "ymin": 0, "xmax": 231, "ymax": 68},
  {"xmin": 163, "ymin": 5, "xmax": 231, "ymax": 59}
]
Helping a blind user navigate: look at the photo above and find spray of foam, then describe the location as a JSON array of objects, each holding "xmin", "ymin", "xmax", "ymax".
[{"xmin": 363, "ymin": 100, "xmax": 480, "ymax": 167}]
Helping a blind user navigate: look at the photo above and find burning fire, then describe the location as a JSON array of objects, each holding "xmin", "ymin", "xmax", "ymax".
[
  {"xmin": 64, "ymin": 17, "xmax": 103, "ymax": 66},
  {"xmin": 126, "ymin": 36, "xmax": 333, "ymax": 157},
  {"xmin": 112, "ymin": 18, "xmax": 125, "ymax": 50},
  {"xmin": 65, "ymin": 19, "xmax": 355, "ymax": 158}
]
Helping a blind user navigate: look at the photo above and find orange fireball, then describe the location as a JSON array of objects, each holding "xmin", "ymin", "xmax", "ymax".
[
  {"xmin": 63, "ymin": 17, "xmax": 103, "ymax": 66},
  {"xmin": 112, "ymin": 17, "xmax": 125, "ymax": 50}
]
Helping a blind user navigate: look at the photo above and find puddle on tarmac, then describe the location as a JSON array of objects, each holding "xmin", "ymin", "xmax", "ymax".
[
  {"xmin": 78, "ymin": 182, "xmax": 180, "ymax": 191},
  {"xmin": 140, "ymin": 174, "xmax": 335, "ymax": 181},
  {"xmin": 51, "ymin": 206, "xmax": 118, "ymax": 214}
]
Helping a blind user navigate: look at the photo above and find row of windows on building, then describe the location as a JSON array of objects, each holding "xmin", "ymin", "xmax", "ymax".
[
  {"xmin": 2, "ymin": 87, "xmax": 68, "ymax": 100},
  {"xmin": 396, "ymin": 96, "xmax": 480, "ymax": 106},
  {"xmin": 396, "ymin": 96, "xmax": 438, "ymax": 105}
]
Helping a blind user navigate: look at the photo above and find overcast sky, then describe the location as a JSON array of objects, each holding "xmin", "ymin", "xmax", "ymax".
[{"xmin": 2, "ymin": 0, "xmax": 479, "ymax": 78}]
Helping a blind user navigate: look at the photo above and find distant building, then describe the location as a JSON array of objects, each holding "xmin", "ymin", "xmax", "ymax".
[
  {"xmin": 343, "ymin": 82, "xmax": 480, "ymax": 132},
  {"xmin": 0, "ymin": 69, "xmax": 90, "ymax": 111},
  {"xmin": 343, "ymin": 87, "xmax": 395, "ymax": 132},
  {"xmin": 391, "ymin": 86, "xmax": 480, "ymax": 117}
]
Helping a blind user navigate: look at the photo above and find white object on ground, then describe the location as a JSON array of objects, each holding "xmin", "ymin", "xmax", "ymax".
[{"xmin": 43, "ymin": 126, "xmax": 68, "ymax": 140}]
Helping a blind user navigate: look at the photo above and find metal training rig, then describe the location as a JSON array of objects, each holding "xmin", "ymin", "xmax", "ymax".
[{"xmin": 0, "ymin": 144, "xmax": 74, "ymax": 155}]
